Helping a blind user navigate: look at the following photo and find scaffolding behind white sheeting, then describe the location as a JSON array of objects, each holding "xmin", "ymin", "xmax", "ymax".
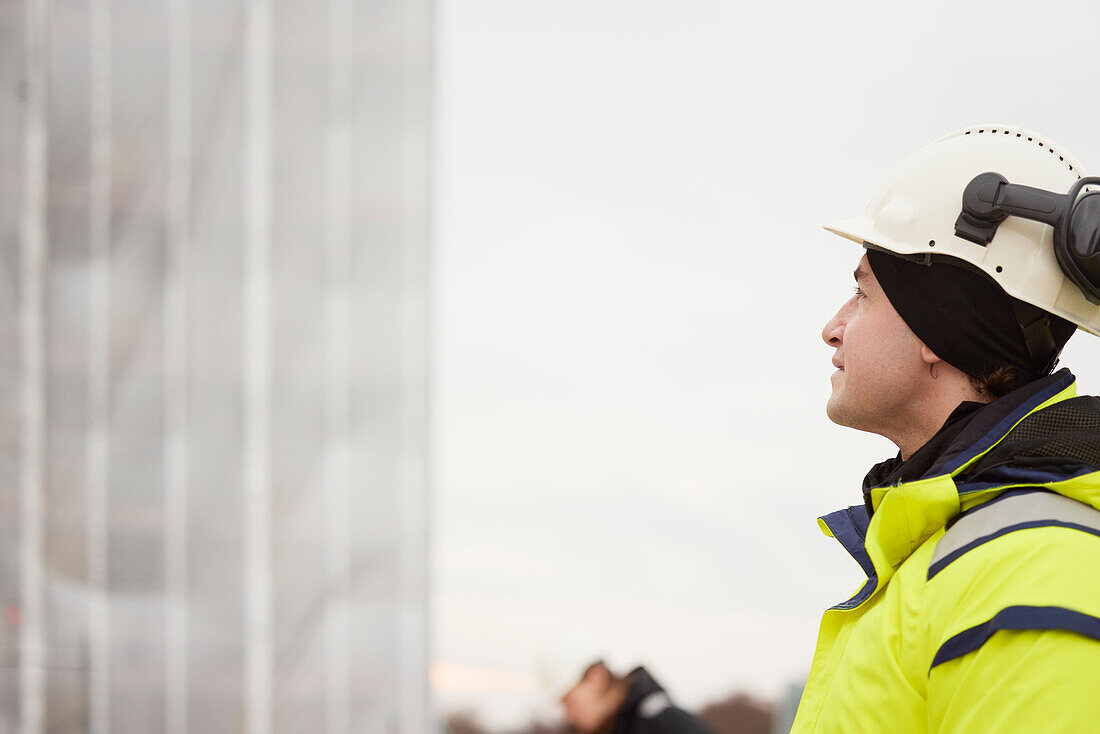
[{"xmin": 0, "ymin": 0, "xmax": 432, "ymax": 732}]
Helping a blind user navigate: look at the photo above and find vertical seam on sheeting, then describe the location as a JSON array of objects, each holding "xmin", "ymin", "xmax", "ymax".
[
  {"xmin": 165, "ymin": 1, "xmax": 192, "ymax": 733},
  {"xmin": 399, "ymin": 0, "xmax": 434, "ymax": 729},
  {"xmin": 243, "ymin": 0, "xmax": 273, "ymax": 733},
  {"xmin": 88, "ymin": 2, "xmax": 112, "ymax": 732},
  {"xmin": 324, "ymin": 0, "xmax": 353, "ymax": 732},
  {"xmin": 19, "ymin": 1, "xmax": 48, "ymax": 733}
]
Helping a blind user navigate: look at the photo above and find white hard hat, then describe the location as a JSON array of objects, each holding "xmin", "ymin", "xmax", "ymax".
[{"xmin": 825, "ymin": 125, "xmax": 1100, "ymax": 336}]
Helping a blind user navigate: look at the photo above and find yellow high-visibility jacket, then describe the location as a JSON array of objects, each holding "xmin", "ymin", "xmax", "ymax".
[{"xmin": 791, "ymin": 369, "xmax": 1100, "ymax": 734}]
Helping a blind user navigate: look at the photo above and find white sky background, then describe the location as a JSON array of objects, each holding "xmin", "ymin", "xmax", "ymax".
[{"xmin": 431, "ymin": 0, "xmax": 1100, "ymax": 727}]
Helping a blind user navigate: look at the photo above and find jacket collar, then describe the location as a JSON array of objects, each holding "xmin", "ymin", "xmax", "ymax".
[
  {"xmin": 819, "ymin": 368, "xmax": 1079, "ymax": 611},
  {"xmin": 861, "ymin": 400, "xmax": 985, "ymax": 516},
  {"xmin": 611, "ymin": 667, "xmax": 665, "ymax": 734}
]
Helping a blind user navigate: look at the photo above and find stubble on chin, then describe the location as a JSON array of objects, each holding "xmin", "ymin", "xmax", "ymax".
[
  {"xmin": 825, "ymin": 373, "xmax": 851, "ymax": 427},
  {"xmin": 825, "ymin": 383, "xmax": 873, "ymax": 433},
  {"xmin": 825, "ymin": 395, "xmax": 850, "ymax": 428}
]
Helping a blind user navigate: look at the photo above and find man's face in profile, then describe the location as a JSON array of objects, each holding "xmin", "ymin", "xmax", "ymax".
[{"xmin": 821, "ymin": 253, "xmax": 927, "ymax": 435}]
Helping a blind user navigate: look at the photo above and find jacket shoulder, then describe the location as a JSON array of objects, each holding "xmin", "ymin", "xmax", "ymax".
[
  {"xmin": 924, "ymin": 488, "xmax": 1100, "ymax": 670},
  {"xmin": 929, "ymin": 488, "xmax": 1100, "ymax": 580}
]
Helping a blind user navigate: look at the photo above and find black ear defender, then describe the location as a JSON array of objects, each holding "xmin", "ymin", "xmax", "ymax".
[{"xmin": 955, "ymin": 172, "xmax": 1100, "ymax": 305}]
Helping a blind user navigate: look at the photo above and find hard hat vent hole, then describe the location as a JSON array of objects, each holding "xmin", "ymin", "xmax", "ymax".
[
  {"xmin": 996, "ymin": 266, "xmax": 1004, "ymax": 273},
  {"xmin": 929, "ymin": 240, "xmax": 936, "ymax": 247}
]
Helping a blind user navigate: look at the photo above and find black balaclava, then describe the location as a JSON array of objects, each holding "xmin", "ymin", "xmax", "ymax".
[{"xmin": 865, "ymin": 248, "xmax": 1077, "ymax": 383}]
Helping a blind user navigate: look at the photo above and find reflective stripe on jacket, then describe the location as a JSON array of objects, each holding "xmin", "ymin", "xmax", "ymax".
[{"xmin": 791, "ymin": 369, "xmax": 1100, "ymax": 733}]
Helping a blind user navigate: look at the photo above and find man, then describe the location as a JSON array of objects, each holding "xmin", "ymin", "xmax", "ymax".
[
  {"xmin": 561, "ymin": 661, "xmax": 714, "ymax": 734},
  {"xmin": 791, "ymin": 126, "xmax": 1100, "ymax": 733}
]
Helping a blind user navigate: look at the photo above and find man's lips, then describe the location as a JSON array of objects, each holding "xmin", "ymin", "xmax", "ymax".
[{"xmin": 832, "ymin": 358, "xmax": 844, "ymax": 371}]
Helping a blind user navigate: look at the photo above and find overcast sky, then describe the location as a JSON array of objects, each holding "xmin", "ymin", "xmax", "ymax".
[{"xmin": 431, "ymin": 0, "xmax": 1100, "ymax": 727}]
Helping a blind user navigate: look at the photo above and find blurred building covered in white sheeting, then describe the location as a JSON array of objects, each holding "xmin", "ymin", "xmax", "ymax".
[{"xmin": 1, "ymin": 0, "xmax": 431, "ymax": 731}]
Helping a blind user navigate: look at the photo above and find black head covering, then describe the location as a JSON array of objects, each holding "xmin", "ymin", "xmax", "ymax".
[{"xmin": 865, "ymin": 248, "xmax": 1076, "ymax": 383}]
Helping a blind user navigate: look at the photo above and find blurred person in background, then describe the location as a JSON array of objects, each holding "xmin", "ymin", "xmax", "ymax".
[
  {"xmin": 793, "ymin": 125, "xmax": 1100, "ymax": 733},
  {"xmin": 561, "ymin": 661, "xmax": 714, "ymax": 734}
]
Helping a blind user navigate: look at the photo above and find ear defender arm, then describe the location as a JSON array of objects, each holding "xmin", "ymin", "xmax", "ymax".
[
  {"xmin": 955, "ymin": 172, "xmax": 1100, "ymax": 305},
  {"xmin": 954, "ymin": 172, "xmax": 1068, "ymax": 246}
]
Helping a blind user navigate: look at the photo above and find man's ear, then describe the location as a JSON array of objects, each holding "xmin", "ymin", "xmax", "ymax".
[{"xmin": 920, "ymin": 343, "xmax": 944, "ymax": 366}]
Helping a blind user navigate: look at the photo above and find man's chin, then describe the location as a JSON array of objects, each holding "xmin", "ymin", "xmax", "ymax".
[
  {"xmin": 827, "ymin": 396, "xmax": 885, "ymax": 436},
  {"xmin": 826, "ymin": 393, "xmax": 854, "ymax": 428}
]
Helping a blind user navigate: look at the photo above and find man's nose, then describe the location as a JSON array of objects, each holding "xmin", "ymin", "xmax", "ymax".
[{"xmin": 822, "ymin": 309, "xmax": 844, "ymax": 347}]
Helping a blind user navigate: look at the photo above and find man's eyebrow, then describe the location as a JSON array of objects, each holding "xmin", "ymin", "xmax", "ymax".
[{"xmin": 853, "ymin": 265, "xmax": 869, "ymax": 283}]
